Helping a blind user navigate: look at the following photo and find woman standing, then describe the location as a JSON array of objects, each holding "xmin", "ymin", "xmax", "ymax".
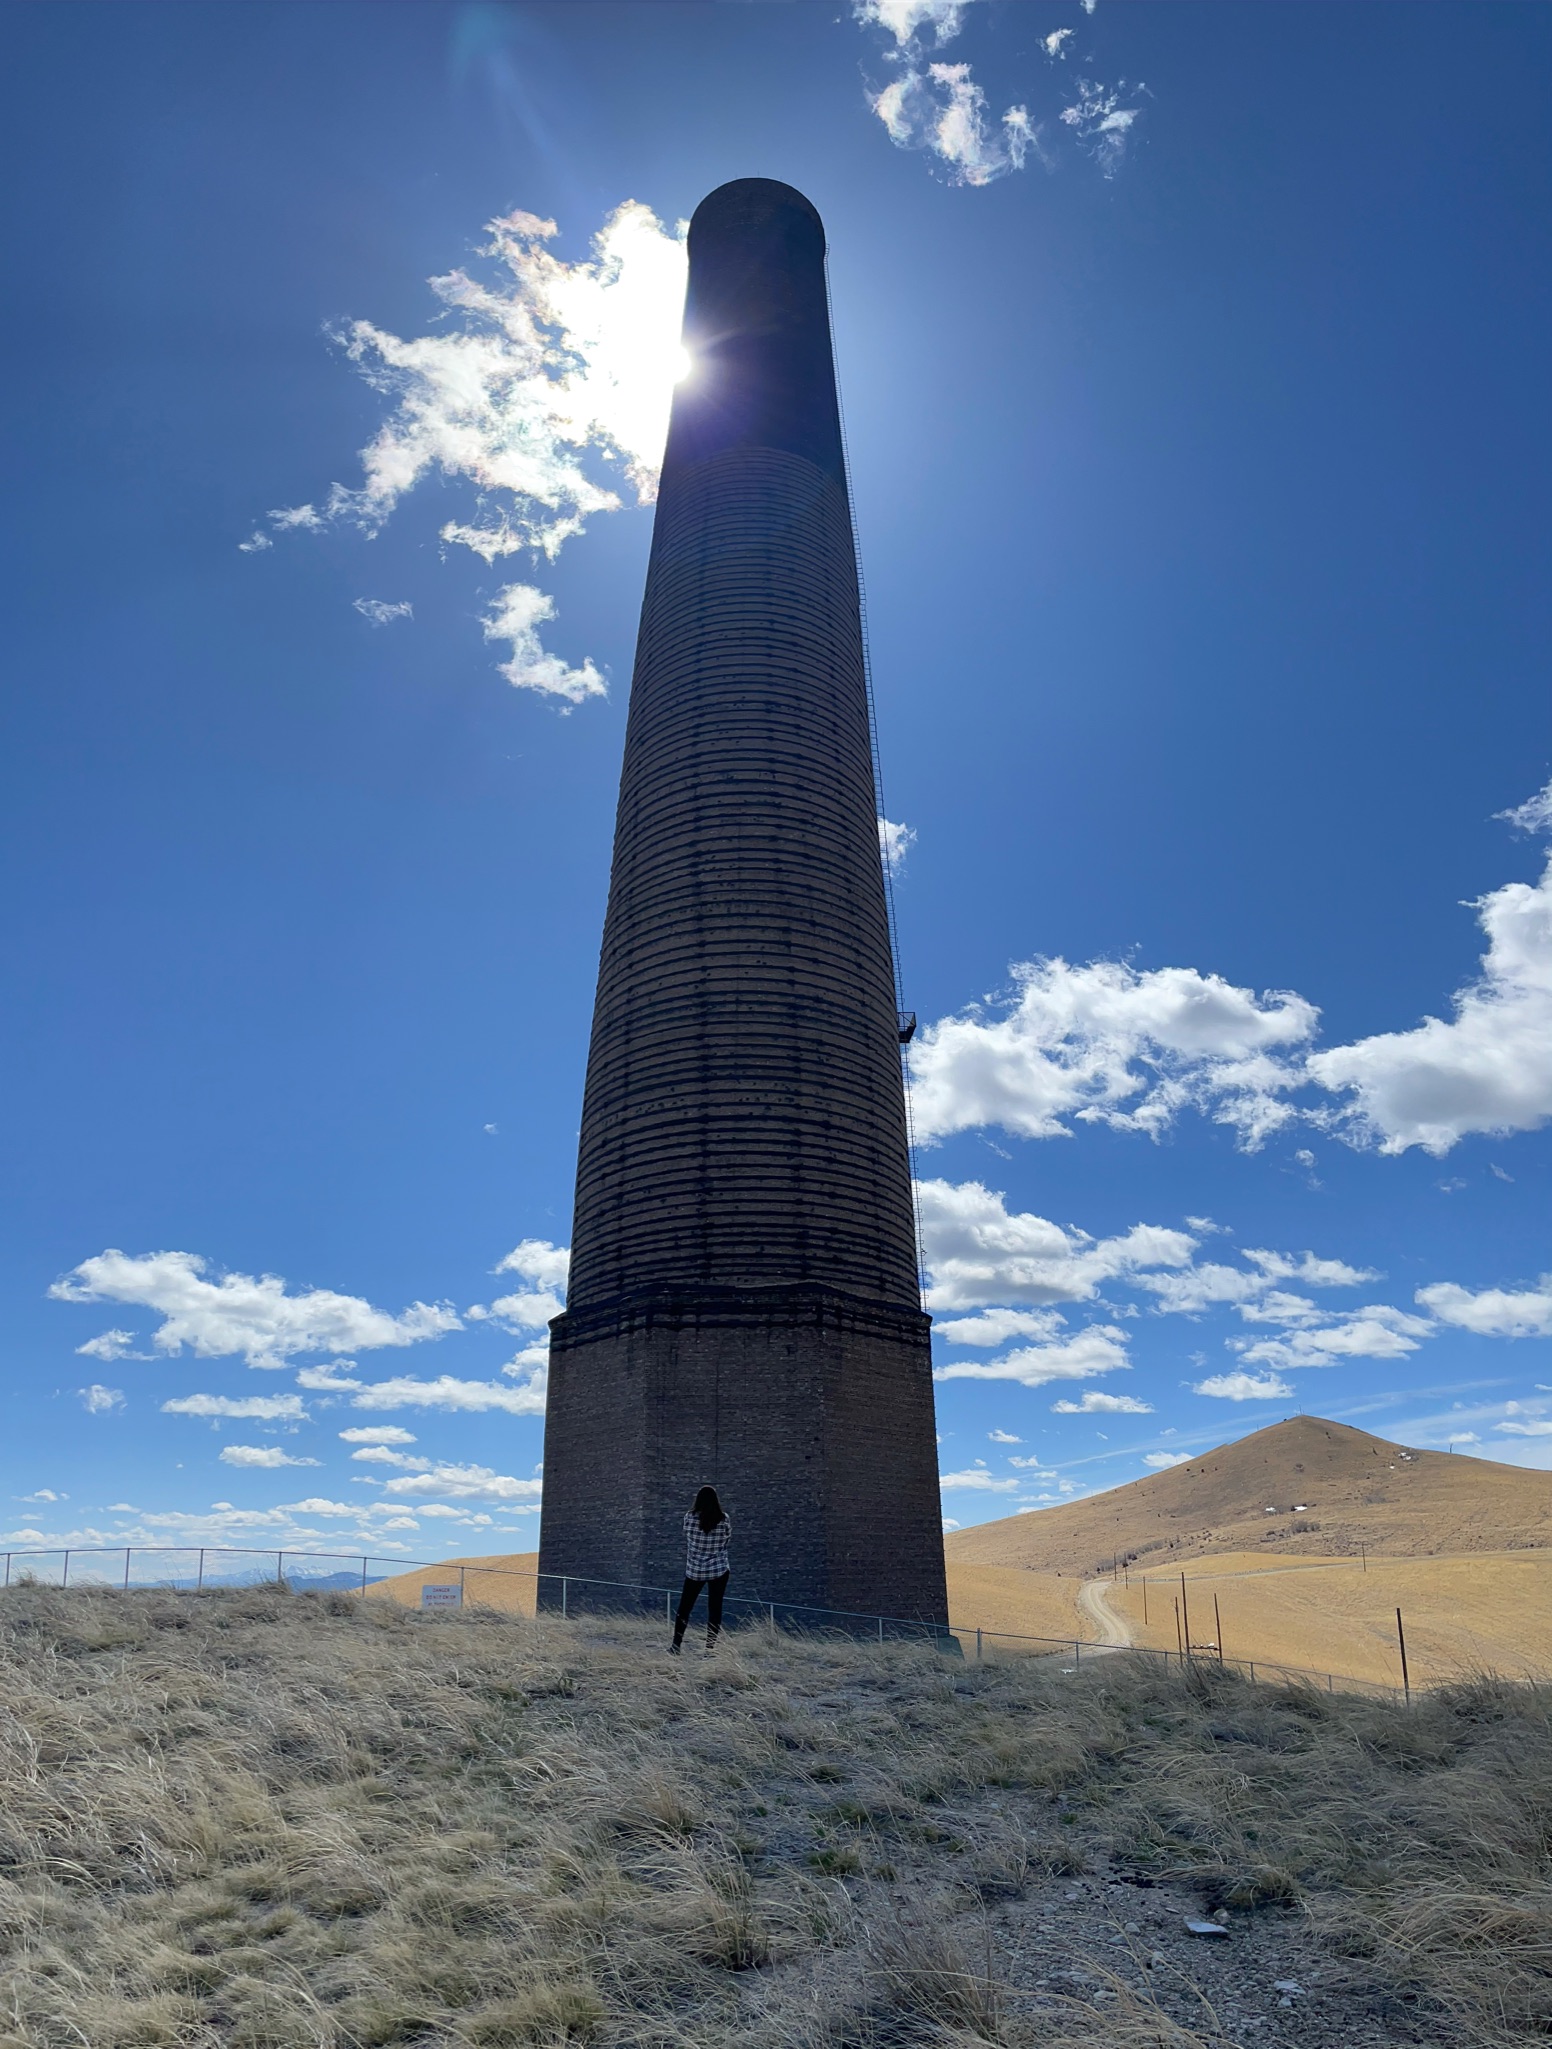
[{"xmin": 669, "ymin": 1486, "xmax": 731, "ymax": 1654}]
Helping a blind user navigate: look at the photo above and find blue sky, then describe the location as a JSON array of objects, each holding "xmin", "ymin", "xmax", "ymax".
[{"xmin": 4, "ymin": 0, "xmax": 1550, "ymax": 1567}]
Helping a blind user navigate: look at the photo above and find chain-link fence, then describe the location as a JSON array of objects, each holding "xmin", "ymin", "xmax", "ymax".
[{"xmin": 0, "ymin": 1542, "xmax": 1421, "ymax": 1698}]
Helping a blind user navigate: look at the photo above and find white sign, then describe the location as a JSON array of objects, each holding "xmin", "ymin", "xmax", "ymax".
[{"xmin": 421, "ymin": 1583, "xmax": 463, "ymax": 1609}]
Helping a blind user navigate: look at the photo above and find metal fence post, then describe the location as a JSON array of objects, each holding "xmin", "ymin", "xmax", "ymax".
[
  {"xmin": 3, "ymin": 1554, "xmax": 9, "ymax": 1589},
  {"xmin": 277, "ymin": 1550, "xmax": 284, "ymax": 1586},
  {"xmin": 196, "ymin": 1548, "xmax": 205, "ymax": 1592},
  {"xmin": 1396, "ymin": 1607, "xmax": 1411, "ymax": 1705},
  {"xmin": 1073, "ymin": 1639, "xmax": 1080, "ymax": 1668},
  {"xmin": 877, "ymin": 1615, "xmax": 885, "ymax": 1646},
  {"xmin": 459, "ymin": 1566, "xmax": 467, "ymax": 1602},
  {"xmin": 361, "ymin": 1557, "xmax": 368, "ymax": 1594},
  {"xmin": 768, "ymin": 1601, "xmax": 776, "ymax": 1636},
  {"xmin": 561, "ymin": 1576, "xmax": 569, "ymax": 1618},
  {"xmin": 123, "ymin": 1548, "xmax": 131, "ymax": 1591},
  {"xmin": 62, "ymin": 1550, "xmax": 70, "ymax": 1588},
  {"xmin": 976, "ymin": 1627, "xmax": 983, "ymax": 1663}
]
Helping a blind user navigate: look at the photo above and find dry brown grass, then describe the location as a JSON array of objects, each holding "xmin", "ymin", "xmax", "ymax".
[
  {"xmin": 1, "ymin": 1584, "xmax": 1549, "ymax": 2046},
  {"xmin": 1108, "ymin": 1549, "xmax": 1552, "ymax": 1688}
]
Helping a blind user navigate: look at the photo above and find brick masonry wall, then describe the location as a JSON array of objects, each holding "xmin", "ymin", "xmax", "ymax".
[{"xmin": 541, "ymin": 1289, "xmax": 948, "ymax": 1622}]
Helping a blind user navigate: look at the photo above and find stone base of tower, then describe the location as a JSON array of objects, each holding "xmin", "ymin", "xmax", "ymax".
[{"xmin": 537, "ymin": 1287, "xmax": 947, "ymax": 1625}]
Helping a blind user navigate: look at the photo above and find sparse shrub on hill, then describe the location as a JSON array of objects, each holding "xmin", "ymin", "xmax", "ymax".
[{"xmin": 0, "ymin": 1586, "xmax": 1548, "ymax": 2046}]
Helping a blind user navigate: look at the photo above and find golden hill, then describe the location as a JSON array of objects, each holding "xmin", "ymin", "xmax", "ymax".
[{"xmin": 945, "ymin": 1415, "xmax": 1552, "ymax": 1576}]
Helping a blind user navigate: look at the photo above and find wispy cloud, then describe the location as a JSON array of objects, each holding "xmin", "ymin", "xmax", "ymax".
[
  {"xmin": 1059, "ymin": 78, "xmax": 1144, "ymax": 176},
  {"xmin": 1050, "ymin": 1391, "xmax": 1152, "ymax": 1414},
  {"xmin": 870, "ymin": 64, "xmax": 1039, "ymax": 188},
  {"xmin": 298, "ymin": 1370, "xmax": 547, "ymax": 1416},
  {"xmin": 1143, "ymin": 1450, "xmax": 1191, "ymax": 1469},
  {"xmin": 162, "ymin": 1393, "xmax": 308, "ymax": 1422},
  {"xmin": 51, "ymin": 1250, "xmax": 459, "ymax": 1371},
  {"xmin": 353, "ymin": 598, "xmax": 413, "ymax": 626},
  {"xmin": 78, "ymin": 1384, "xmax": 123, "ymax": 1415},
  {"xmin": 219, "ymin": 1445, "xmax": 321, "ymax": 1468}
]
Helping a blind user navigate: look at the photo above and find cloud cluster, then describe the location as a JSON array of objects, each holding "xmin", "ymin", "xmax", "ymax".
[
  {"xmin": 916, "ymin": 1177, "xmax": 1193, "ymax": 1310},
  {"xmin": 910, "ymin": 960, "xmax": 1315, "ymax": 1148},
  {"xmin": 256, "ymin": 202, "xmax": 688, "ymax": 699},
  {"xmin": 53, "ymin": 1250, "xmax": 459, "ymax": 1371},
  {"xmin": 911, "ymin": 780, "xmax": 1552, "ymax": 1157},
  {"xmin": 1418, "ymin": 1278, "xmax": 1552, "ymax": 1339},
  {"xmin": 297, "ymin": 1367, "xmax": 547, "ymax": 1417},
  {"xmin": 1308, "ymin": 828, "xmax": 1552, "ymax": 1154}
]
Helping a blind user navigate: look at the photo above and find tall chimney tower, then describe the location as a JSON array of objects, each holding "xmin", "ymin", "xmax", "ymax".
[{"xmin": 538, "ymin": 179, "xmax": 946, "ymax": 1623}]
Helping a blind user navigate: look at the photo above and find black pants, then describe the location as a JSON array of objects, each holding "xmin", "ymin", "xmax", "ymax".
[{"xmin": 673, "ymin": 1572, "xmax": 728, "ymax": 1646}]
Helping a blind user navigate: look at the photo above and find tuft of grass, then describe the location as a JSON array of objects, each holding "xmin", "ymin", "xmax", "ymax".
[{"xmin": 0, "ymin": 1586, "xmax": 1548, "ymax": 2045}]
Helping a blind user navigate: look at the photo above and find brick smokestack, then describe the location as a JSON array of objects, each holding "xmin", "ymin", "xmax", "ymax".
[{"xmin": 538, "ymin": 179, "xmax": 947, "ymax": 1623}]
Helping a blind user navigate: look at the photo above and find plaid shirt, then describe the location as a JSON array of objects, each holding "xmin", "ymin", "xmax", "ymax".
[{"xmin": 683, "ymin": 1510, "xmax": 732, "ymax": 1579}]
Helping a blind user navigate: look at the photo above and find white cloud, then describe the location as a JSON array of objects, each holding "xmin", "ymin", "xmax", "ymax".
[
  {"xmin": 495, "ymin": 1239, "xmax": 571, "ymax": 1290},
  {"xmin": 1308, "ymin": 819, "xmax": 1552, "ymax": 1154},
  {"xmin": 78, "ymin": 1384, "xmax": 124, "ymax": 1414},
  {"xmin": 481, "ymin": 584, "xmax": 605, "ymax": 705},
  {"xmin": 854, "ymin": 0, "xmax": 970, "ymax": 44},
  {"xmin": 917, "ymin": 1177, "xmax": 1194, "ymax": 1310},
  {"xmin": 870, "ymin": 63, "xmax": 1038, "ymax": 187},
  {"xmin": 1137, "ymin": 1248, "xmax": 1376, "ymax": 1321},
  {"xmin": 910, "ymin": 960, "xmax": 1315, "ymax": 1149},
  {"xmin": 484, "ymin": 1289, "xmax": 564, "ymax": 1331},
  {"xmin": 936, "ymin": 1325, "xmax": 1132, "ymax": 1388},
  {"xmin": 1050, "ymin": 1391, "xmax": 1153, "ymax": 1414},
  {"xmin": 934, "ymin": 1307, "xmax": 1064, "ymax": 1346},
  {"xmin": 987, "ymin": 1427, "xmax": 1022, "ymax": 1443},
  {"xmin": 879, "ymin": 817, "xmax": 916, "ymax": 872},
  {"xmin": 263, "ymin": 203, "xmax": 686, "ymax": 699},
  {"xmin": 1234, "ymin": 1306, "xmax": 1432, "ymax": 1372},
  {"xmin": 1497, "ymin": 778, "xmax": 1552, "ymax": 836},
  {"xmin": 349, "ymin": 1444, "xmax": 423, "ymax": 1466},
  {"xmin": 938, "ymin": 1467, "xmax": 1020, "ymax": 1492},
  {"xmin": 332, "ymin": 1373, "xmax": 547, "ymax": 1416},
  {"xmin": 18, "ymin": 1490, "xmax": 63, "ymax": 1504},
  {"xmin": 219, "ymin": 1445, "xmax": 321, "ymax": 1469},
  {"xmin": 1043, "ymin": 29, "xmax": 1073, "ymax": 57},
  {"xmin": 1059, "ymin": 78, "xmax": 1143, "ymax": 175},
  {"xmin": 1143, "ymin": 1450, "xmax": 1191, "ymax": 1469},
  {"xmin": 237, "ymin": 531, "xmax": 272, "ymax": 553},
  {"xmin": 378, "ymin": 1462, "xmax": 543, "ymax": 1504},
  {"xmin": 163, "ymin": 1393, "xmax": 309, "ymax": 1422},
  {"xmin": 353, "ymin": 597, "xmax": 413, "ymax": 626},
  {"xmin": 75, "ymin": 1328, "xmax": 145, "ymax": 1361},
  {"xmin": 942, "ymin": 1517, "xmax": 961, "ymax": 1531},
  {"xmin": 1008, "ymin": 1456, "xmax": 1057, "ymax": 1474},
  {"xmin": 338, "ymin": 1424, "xmax": 416, "ymax": 1445},
  {"xmin": 1192, "ymin": 1370, "xmax": 1295, "ymax": 1402},
  {"xmin": 51, "ymin": 1250, "xmax": 459, "ymax": 1370},
  {"xmin": 1418, "ymin": 1279, "xmax": 1552, "ymax": 1339}
]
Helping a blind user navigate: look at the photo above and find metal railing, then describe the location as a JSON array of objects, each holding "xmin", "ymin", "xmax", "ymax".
[{"xmin": 0, "ymin": 1543, "xmax": 1433, "ymax": 1699}]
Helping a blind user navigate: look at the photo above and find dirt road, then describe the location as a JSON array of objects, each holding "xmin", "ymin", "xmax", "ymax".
[{"xmin": 1076, "ymin": 1578, "xmax": 1133, "ymax": 1647}]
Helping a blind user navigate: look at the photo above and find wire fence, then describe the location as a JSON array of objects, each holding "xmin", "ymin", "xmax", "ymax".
[{"xmin": 0, "ymin": 1544, "xmax": 1426, "ymax": 1701}]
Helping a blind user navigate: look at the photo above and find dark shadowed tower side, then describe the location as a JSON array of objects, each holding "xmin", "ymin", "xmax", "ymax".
[{"xmin": 539, "ymin": 179, "xmax": 947, "ymax": 1622}]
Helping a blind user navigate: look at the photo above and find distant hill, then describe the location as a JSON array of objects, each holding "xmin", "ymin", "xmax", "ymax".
[{"xmin": 944, "ymin": 1417, "xmax": 1552, "ymax": 1575}]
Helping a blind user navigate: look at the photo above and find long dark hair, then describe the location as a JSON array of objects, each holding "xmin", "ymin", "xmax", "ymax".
[{"xmin": 692, "ymin": 1485, "xmax": 724, "ymax": 1533}]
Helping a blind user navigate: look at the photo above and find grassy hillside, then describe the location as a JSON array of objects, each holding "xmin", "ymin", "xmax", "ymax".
[
  {"xmin": 4, "ymin": 1584, "xmax": 1551, "ymax": 2046},
  {"xmin": 946, "ymin": 1417, "xmax": 1552, "ymax": 1575},
  {"xmin": 1103, "ymin": 1548, "xmax": 1552, "ymax": 1689}
]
